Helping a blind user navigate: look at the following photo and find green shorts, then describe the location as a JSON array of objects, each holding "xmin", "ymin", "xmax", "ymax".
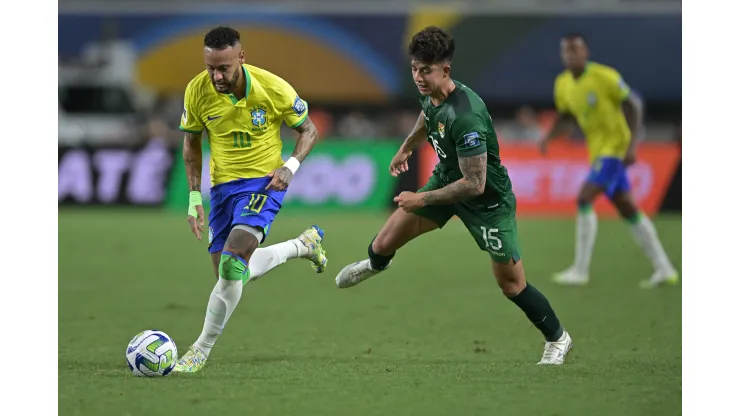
[{"xmin": 413, "ymin": 174, "xmax": 521, "ymax": 263}]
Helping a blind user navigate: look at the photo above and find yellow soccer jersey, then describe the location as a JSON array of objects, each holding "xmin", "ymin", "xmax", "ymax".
[
  {"xmin": 179, "ymin": 64, "xmax": 308, "ymax": 185},
  {"xmin": 554, "ymin": 62, "xmax": 632, "ymax": 162}
]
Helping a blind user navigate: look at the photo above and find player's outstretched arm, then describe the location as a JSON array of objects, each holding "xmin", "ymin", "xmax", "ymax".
[
  {"xmin": 266, "ymin": 117, "xmax": 319, "ymax": 191},
  {"xmin": 399, "ymin": 111, "xmax": 428, "ymax": 154},
  {"xmin": 183, "ymin": 132, "xmax": 203, "ymax": 192},
  {"xmin": 183, "ymin": 132, "xmax": 205, "ymax": 240},
  {"xmin": 290, "ymin": 116, "xmax": 320, "ymax": 163},
  {"xmin": 389, "ymin": 111, "xmax": 427, "ymax": 176},
  {"xmin": 420, "ymin": 153, "xmax": 487, "ymax": 205}
]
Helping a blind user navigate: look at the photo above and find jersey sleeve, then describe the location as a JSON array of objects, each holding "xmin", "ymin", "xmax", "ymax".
[
  {"xmin": 601, "ymin": 68, "xmax": 631, "ymax": 104},
  {"xmin": 179, "ymin": 81, "xmax": 204, "ymax": 134},
  {"xmin": 451, "ymin": 114, "xmax": 488, "ymax": 158},
  {"xmin": 275, "ymin": 78, "xmax": 309, "ymax": 128},
  {"xmin": 554, "ymin": 76, "xmax": 568, "ymax": 114}
]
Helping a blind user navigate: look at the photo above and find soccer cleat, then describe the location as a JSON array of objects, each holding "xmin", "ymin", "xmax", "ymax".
[
  {"xmin": 335, "ymin": 259, "xmax": 390, "ymax": 288},
  {"xmin": 173, "ymin": 346, "xmax": 208, "ymax": 373},
  {"xmin": 297, "ymin": 225, "xmax": 328, "ymax": 273},
  {"xmin": 552, "ymin": 267, "xmax": 589, "ymax": 286},
  {"xmin": 639, "ymin": 270, "xmax": 679, "ymax": 289},
  {"xmin": 538, "ymin": 330, "xmax": 573, "ymax": 365}
]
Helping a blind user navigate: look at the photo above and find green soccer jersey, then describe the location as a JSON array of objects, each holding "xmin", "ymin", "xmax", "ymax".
[{"xmin": 419, "ymin": 80, "xmax": 514, "ymax": 207}]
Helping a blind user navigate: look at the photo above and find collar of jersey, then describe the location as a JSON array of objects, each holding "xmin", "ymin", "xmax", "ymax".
[
  {"xmin": 428, "ymin": 80, "xmax": 460, "ymax": 109},
  {"xmin": 570, "ymin": 61, "xmax": 592, "ymax": 81},
  {"xmin": 226, "ymin": 65, "xmax": 252, "ymax": 105}
]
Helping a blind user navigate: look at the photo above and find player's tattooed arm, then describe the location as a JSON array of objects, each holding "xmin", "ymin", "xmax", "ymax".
[
  {"xmin": 183, "ymin": 132, "xmax": 203, "ymax": 192},
  {"xmin": 421, "ymin": 153, "xmax": 487, "ymax": 205},
  {"xmin": 399, "ymin": 111, "xmax": 428, "ymax": 154},
  {"xmin": 266, "ymin": 117, "xmax": 319, "ymax": 192},
  {"xmin": 291, "ymin": 116, "xmax": 320, "ymax": 163}
]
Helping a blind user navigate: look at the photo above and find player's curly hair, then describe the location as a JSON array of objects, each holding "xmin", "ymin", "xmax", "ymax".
[
  {"xmin": 204, "ymin": 26, "xmax": 241, "ymax": 49},
  {"xmin": 408, "ymin": 26, "xmax": 455, "ymax": 64}
]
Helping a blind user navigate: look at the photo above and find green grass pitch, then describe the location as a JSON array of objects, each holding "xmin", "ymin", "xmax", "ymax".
[{"xmin": 59, "ymin": 210, "xmax": 681, "ymax": 416}]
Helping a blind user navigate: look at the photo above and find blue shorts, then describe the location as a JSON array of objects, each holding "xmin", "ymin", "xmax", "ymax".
[
  {"xmin": 207, "ymin": 177, "xmax": 286, "ymax": 254},
  {"xmin": 586, "ymin": 157, "xmax": 631, "ymax": 199}
]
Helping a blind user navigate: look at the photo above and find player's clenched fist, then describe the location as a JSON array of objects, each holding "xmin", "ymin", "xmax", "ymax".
[
  {"xmin": 265, "ymin": 166, "xmax": 293, "ymax": 191},
  {"xmin": 389, "ymin": 150, "xmax": 412, "ymax": 177},
  {"xmin": 187, "ymin": 191, "xmax": 206, "ymax": 240}
]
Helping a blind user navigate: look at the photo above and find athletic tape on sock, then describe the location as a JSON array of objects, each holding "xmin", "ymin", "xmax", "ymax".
[{"xmin": 220, "ymin": 251, "xmax": 250, "ymax": 282}]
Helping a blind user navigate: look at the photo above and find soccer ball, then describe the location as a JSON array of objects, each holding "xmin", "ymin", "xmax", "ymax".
[{"xmin": 125, "ymin": 330, "xmax": 178, "ymax": 377}]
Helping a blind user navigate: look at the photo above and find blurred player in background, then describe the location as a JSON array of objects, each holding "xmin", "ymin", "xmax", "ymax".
[
  {"xmin": 175, "ymin": 27, "xmax": 327, "ymax": 373},
  {"xmin": 335, "ymin": 27, "xmax": 573, "ymax": 365},
  {"xmin": 538, "ymin": 33, "xmax": 678, "ymax": 288}
]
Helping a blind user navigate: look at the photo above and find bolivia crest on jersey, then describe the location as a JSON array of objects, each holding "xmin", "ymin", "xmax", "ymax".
[{"xmin": 438, "ymin": 122, "xmax": 445, "ymax": 138}]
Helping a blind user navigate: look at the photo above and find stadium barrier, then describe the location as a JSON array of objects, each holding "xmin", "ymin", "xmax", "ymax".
[
  {"xmin": 58, "ymin": 140, "xmax": 174, "ymax": 206},
  {"xmin": 418, "ymin": 141, "xmax": 681, "ymax": 217},
  {"xmin": 58, "ymin": 139, "xmax": 681, "ymax": 216},
  {"xmin": 165, "ymin": 140, "xmax": 400, "ymax": 211},
  {"xmin": 58, "ymin": 139, "xmax": 400, "ymax": 210}
]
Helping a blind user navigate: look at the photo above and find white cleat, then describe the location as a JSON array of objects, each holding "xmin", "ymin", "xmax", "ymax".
[
  {"xmin": 335, "ymin": 259, "xmax": 389, "ymax": 288},
  {"xmin": 639, "ymin": 269, "xmax": 679, "ymax": 289},
  {"xmin": 553, "ymin": 267, "xmax": 589, "ymax": 286},
  {"xmin": 538, "ymin": 330, "xmax": 573, "ymax": 365}
]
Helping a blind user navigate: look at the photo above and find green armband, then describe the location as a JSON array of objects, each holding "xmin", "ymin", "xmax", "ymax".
[{"xmin": 188, "ymin": 191, "xmax": 203, "ymax": 217}]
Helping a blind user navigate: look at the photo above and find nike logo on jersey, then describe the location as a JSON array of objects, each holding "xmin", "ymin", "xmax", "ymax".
[{"xmin": 208, "ymin": 115, "xmax": 222, "ymax": 121}]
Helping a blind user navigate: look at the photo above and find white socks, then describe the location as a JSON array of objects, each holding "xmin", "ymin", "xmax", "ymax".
[
  {"xmin": 194, "ymin": 277, "xmax": 243, "ymax": 357},
  {"xmin": 574, "ymin": 208, "xmax": 598, "ymax": 275},
  {"xmin": 191, "ymin": 239, "xmax": 308, "ymax": 357},
  {"xmin": 630, "ymin": 214, "xmax": 675, "ymax": 274},
  {"xmin": 248, "ymin": 239, "xmax": 306, "ymax": 281},
  {"xmin": 571, "ymin": 208, "xmax": 674, "ymax": 277}
]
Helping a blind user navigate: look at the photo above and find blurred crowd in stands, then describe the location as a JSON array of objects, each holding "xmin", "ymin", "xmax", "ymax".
[{"xmin": 137, "ymin": 94, "xmax": 681, "ymax": 149}]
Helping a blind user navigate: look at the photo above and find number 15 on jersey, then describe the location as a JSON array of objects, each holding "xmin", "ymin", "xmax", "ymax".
[{"xmin": 481, "ymin": 226, "xmax": 502, "ymax": 251}]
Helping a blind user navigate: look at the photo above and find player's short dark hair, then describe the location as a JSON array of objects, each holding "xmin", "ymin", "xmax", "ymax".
[
  {"xmin": 204, "ymin": 26, "xmax": 241, "ymax": 50},
  {"xmin": 408, "ymin": 26, "xmax": 455, "ymax": 64},
  {"xmin": 563, "ymin": 32, "xmax": 588, "ymax": 45}
]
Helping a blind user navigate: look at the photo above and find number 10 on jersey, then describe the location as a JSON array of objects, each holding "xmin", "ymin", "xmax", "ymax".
[
  {"xmin": 246, "ymin": 193, "xmax": 267, "ymax": 214},
  {"xmin": 233, "ymin": 132, "xmax": 251, "ymax": 148}
]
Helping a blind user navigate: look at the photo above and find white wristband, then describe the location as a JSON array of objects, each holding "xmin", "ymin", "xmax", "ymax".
[{"xmin": 284, "ymin": 157, "xmax": 301, "ymax": 174}]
